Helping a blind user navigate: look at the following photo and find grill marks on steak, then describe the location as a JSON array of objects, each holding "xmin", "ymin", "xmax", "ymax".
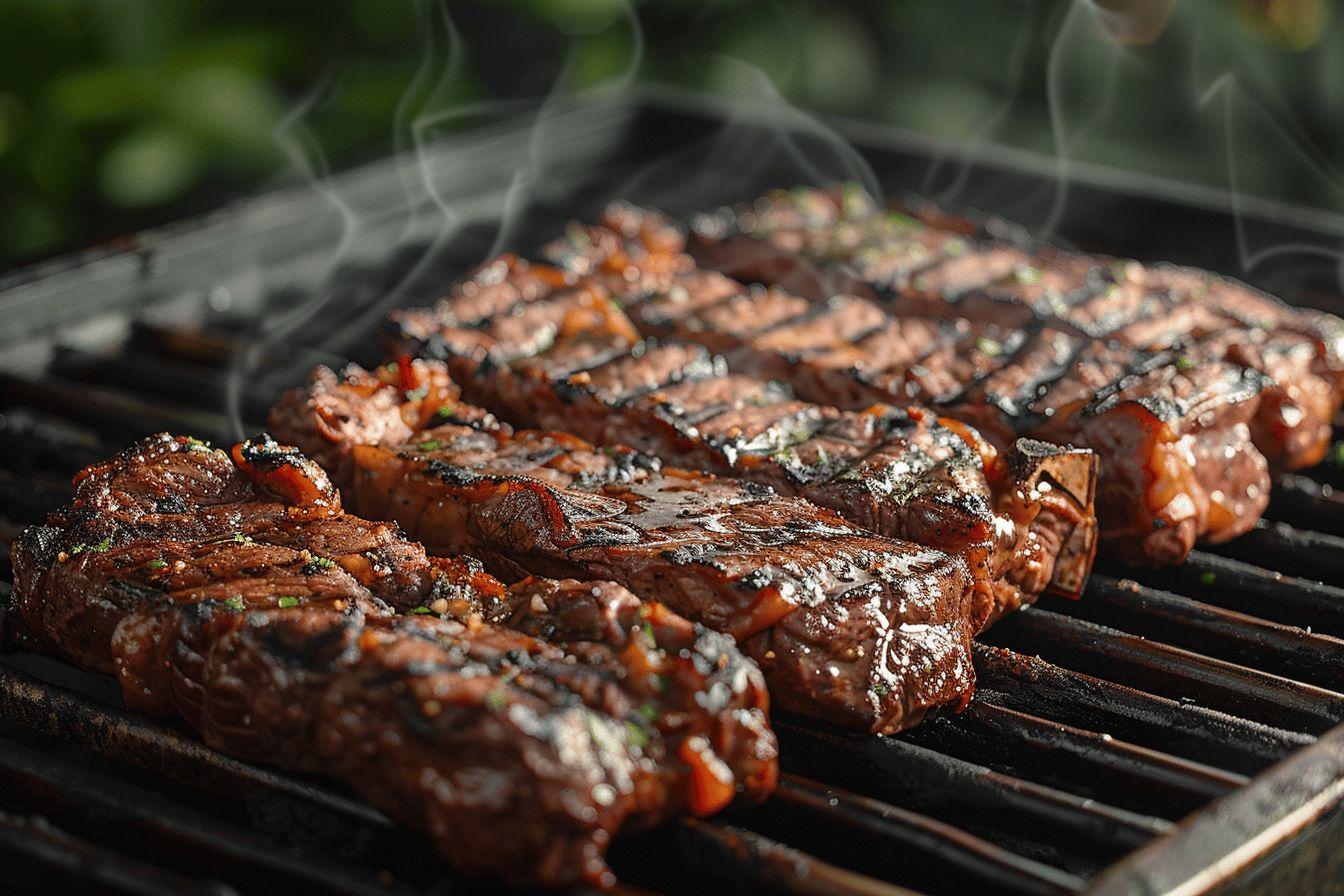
[
  {"xmin": 8, "ymin": 432, "xmax": 777, "ymax": 888},
  {"xmin": 692, "ymin": 186, "xmax": 1344, "ymax": 467},
  {"xmin": 672, "ymin": 187, "xmax": 1344, "ymax": 562},
  {"xmin": 270, "ymin": 362, "xmax": 980, "ymax": 733},
  {"xmin": 381, "ymin": 265, "xmax": 1091, "ymax": 628}
]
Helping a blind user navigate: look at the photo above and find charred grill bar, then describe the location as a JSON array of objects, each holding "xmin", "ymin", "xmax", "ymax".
[{"xmin": 2, "ymin": 93, "xmax": 1344, "ymax": 893}]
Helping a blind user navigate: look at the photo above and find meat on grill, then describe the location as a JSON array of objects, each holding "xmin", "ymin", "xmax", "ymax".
[
  {"xmin": 540, "ymin": 193, "xmax": 1341, "ymax": 564},
  {"xmin": 7, "ymin": 432, "xmax": 777, "ymax": 888},
  {"xmin": 270, "ymin": 361, "xmax": 983, "ymax": 733},
  {"xmin": 383, "ymin": 264, "xmax": 1097, "ymax": 622},
  {"xmin": 692, "ymin": 191, "xmax": 1344, "ymax": 443}
]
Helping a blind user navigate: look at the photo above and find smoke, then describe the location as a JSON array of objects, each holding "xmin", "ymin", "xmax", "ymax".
[{"xmin": 218, "ymin": 0, "xmax": 1344, "ymax": 438}]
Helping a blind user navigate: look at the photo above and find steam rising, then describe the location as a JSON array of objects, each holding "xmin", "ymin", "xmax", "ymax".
[{"xmin": 221, "ymin": 0, "xmax": 1344, "ymax": 438}]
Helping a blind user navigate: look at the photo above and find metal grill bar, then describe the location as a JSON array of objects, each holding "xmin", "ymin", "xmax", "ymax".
[
  {"xmin": 0, "ymin": 809, "xmax": 235, "ymax": 896},
  {"xmin": 901, "ymin": 702, "xmax": 1246, "ymax": 819},
  {"xmin": 971, "ymin": 645, "xmax": 1313, "ymax": 775},
  {"xmin": 768, "ymin": 776, "xmax": 1086, "ymax": 896},
  {"xmin": 1202, "ymin": 520, "xmax": 1344, "ymax": 589},
  {"xmin": 1058, "ymin": 576, "xmax": 1344, "ymax": 688},
  {"xmin": 1117, "ymin": 550, "xmax": 1344, "ymax": 636},
  {"xmin": 981, "ymin": 609, "xmax": 1344, "ymax": 733},
  {"xmin": 0, "ymin": 735, "xmax": 403, "ymax": 896}
]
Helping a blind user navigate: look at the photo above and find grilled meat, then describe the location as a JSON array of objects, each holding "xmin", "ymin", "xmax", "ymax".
[
  {"xmin": 383, "ymin": 263, "xmax": 1096, "ymax": 623},
  {"xmin": 691, "ymin": 185, "xmax": 1344, "ymax": 459},
  {"xmin": 271, "ymin": 362, "xmax": 981, "ymax": 733},
  {"xmin": 530, "ymin": 190, "xmax": 1340, "ymax": 563},
  {"xmin": 8, "ymin": 432, "xmax": 777, "ymax": 888}
]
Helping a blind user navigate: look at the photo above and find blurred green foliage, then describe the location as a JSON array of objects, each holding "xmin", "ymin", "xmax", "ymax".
[{"xmin": 2, "ymin": 0, "xmax": 1341, "ymax": 266}]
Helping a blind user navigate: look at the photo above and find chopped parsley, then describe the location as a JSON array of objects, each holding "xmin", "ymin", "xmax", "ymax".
[
  {"xmin": 1014, "ymin": 265, "xmax": 1043, "ymax": 285},
  {"xmin": 434, "ymin": 404, "xmax": 457, "ymax": 419},
  {"xmin": 146, "ymin": 559, "xmax": 168, "ymax": 570},
  {"xmin": 1332, "ymin": 441, "xmax": 1344, "ymax": 468},
  {"xmin": 417, "ymin": 440, "xmax": 441, "ymax": 452},
  {"xmin": 641, "ymin": 620, "xmax": 657, "ymax": 648},
  {"xmin": 70, "ymin": 536, "xmax": 113, "ymax": 555},
  {"xmin": 635, "ymin": 704, "xmax": 660, "ymax": 725},
  {"xmin": 410, "ymin": 606, "xmax": 434, "ymax": 615},
  {"xmin": 232, "ymin": 533, "xmax": 254, "ymax": 545},
  {"xmin": 1198, "ymin": 571, "xmax": 1216, "ymax": 587},
  {"xmin": 872, "ymin": 683, "xmax": 890, "ymax": 698},
  {"xmin": 223, "ymin": 596, "xmax": 246, "ymax": 612},
  {"xmin": 1176, "ymin": 355, "xmax": 1196, "ymax": 372},
  {"xmin": 624, "ymin": 721, "xmax": 649, "ymax": 750},
  {"xmin": 310, "ymin": 556, "xmax": 336, "ymax": 569},
  {"xmin": 277, "ymin": 596, "xmax": 300, "ymax": 609}
]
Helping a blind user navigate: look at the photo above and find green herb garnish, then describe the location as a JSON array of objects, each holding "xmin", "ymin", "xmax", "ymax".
[
  {"xmin": 872, "ymin": 683, "xmax": 890, "ymax": 698},
  {"xmin": 636, "ymin": 704, "xmax": 660, "ymax": 725},
  {"xmin": 410, "ymin": 606, "xmax": 434, "ymax": 615},
  {"xmin": 417, "ymin": 440, "xmax": 441, "ymax": 452},
  {"xmin": 624, "ymin": 721, "xmax": 649, "ymax": 750},
  {"xmin": 434, "ymin": 404, "xmax": 457, "ymax": 419},
  {"xmin": 1176, "ymin": 355, "xmax": 1196, "ymax": 372},
  {"xmin": 310, "ymin": 556, "xmax": 336, "ymax": 569},
  {"xmin": 975, "ymin": 337, "xmax": 1003, "ymax": 357},
  {"xmin": 70, "ymin": 536, "xmax": 112, "ymax": 555},
  {"xmin": 277, "ymin": 596, "xmax": 300, "ymax": 609},
  {"xmin": 486, "ymin": 687, "xmax": 508, "ymax": 712},
  {"xmin": 146, "ymin": 559, "xmax": 168, "ymax": 570},
  {"xmin": 1198, "ymin": 571, "xmax": 1216, "ymax": 587},
  {"xmin": 1014, "ymin": 265, "xmax": 1043, "ymax": 285},
  {"xmin": 223, "ymin": 596, "xmax": 246, "ymax": 612}
]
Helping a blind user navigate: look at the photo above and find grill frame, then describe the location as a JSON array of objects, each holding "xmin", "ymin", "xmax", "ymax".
[{"xmin": 2, "ymin": 86, "xmax": 1343, "ymax": 895}]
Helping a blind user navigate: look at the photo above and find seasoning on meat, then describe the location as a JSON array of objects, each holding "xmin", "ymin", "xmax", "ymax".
[{"xmin": 8, "ymin": 432, "xmax": 777, "ymax": 888}]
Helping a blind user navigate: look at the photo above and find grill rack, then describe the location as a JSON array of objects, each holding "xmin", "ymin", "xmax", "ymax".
[{"xmin": 2, "ymin": 89, "xmax": 1344, "ymax": 895}]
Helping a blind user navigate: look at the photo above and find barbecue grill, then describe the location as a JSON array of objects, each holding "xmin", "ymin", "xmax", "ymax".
[{"xmin": 2, "ymin": 87, "xmax": 1343, "ymax": 896}]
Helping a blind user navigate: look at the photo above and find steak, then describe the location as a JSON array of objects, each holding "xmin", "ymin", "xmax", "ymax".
[
  {"xmin": 382, "ymin": 266, "xmax": 1097, "ymax": 624},
  {"xmin": 690, "ymin": 186, "xmax": 1344, "ymax": 472},
  {"xmin": 271, "ymin": 362, "xmax": 983, "ymax": 733},
  {"xmin": 8, "ymin": 432, "xmax": 777, "ymax": 888},
  {"xmin": 529, "ymin": 192, "xmax": 1338, "ymax": 563}
]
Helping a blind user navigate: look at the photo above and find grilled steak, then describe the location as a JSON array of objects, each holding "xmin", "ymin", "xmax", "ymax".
[
  {"xmin": 271, "ymin": 362, "xmax": 982, "ymax": 733},
  {"xmin": 527, "ymin": 191, "xmax": 1340, "ymax": 563},
  {"xmin": 8, "ymin": 432, "xmax": 777, "ymax": 888},
  {"xmin": 383, "ymin": 263, "xmax": 1096, "ymax": 623},
  {"xmin": 690, "ymin": 186, "xmax": 1344, "ymax": 467}
]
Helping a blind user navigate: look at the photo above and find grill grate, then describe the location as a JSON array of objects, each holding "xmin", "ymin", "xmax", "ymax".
[{"xmin": 2, "ymin": 91, "xmax": 1343, "ymax": 895}]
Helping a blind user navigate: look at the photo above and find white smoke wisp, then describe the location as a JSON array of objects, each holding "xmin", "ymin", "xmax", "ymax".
[
  {"xmin": 1198, "ymin": 71, "xmax": 1344, "ymax": 299},
  {"xmin": 224, "ymin": 47, "xmax": 364, "ymax": 439},
  {"xmin": 920, "ymin": 0, "xmax": 1039, "ymax": 208},
  {"xmin": 1038, "ymin": 0, "xmax": 1124, "ymax": 241}
]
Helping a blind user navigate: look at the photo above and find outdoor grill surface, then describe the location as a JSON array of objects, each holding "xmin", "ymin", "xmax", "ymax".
[{"xmin": 1, "ymin": 90, "xmax": 1343, "ymax": 896}]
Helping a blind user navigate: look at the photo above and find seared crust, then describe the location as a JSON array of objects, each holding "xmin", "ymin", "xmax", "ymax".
[
  {"xmin": 685, "ymin": 186, "xmax": 1342, "ymax": 563},
  {"xmin": 9, "ymin": 432, "xmax": 776, "ymax": 888},
  {"xmin": 271, "ymin": 363, "xmax": 980, "ymax": 733}
]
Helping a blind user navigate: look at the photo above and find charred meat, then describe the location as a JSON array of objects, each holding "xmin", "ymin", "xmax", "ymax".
[
  {"xmin": 271, "ymin": 362, "xmax": 982, "ymax": 734},
  {"xmin": 383, "ymin": 261, "xmax": 1096, "ymax": 623},
  {"xmin": 686, "ymin": 185, "xmax": 1344, "ymax": 562},
  {"xmin": 8, "ymin": 432, "xmax": 777, "ymax": 888}
]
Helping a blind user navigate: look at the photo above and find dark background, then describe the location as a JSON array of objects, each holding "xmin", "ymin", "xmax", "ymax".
[{"xmin": 2, "ymin": 0, "xmax": 1342, "ymax": 268}]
